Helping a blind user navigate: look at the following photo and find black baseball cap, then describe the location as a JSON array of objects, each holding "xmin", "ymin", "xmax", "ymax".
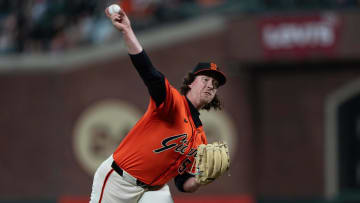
[{"xmin": 192, "ymin": 62, "xmax": 226, "ymax": 87}]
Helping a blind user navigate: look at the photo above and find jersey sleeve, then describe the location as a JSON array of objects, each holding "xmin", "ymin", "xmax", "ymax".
[
  {"xmin": 174, "ymin": 172, "xmax": 195, "ymax": 192},
  {"xmin": 153, "ymin": 79, "xmax": 185, "ymax": 117},
  {"xmin": 129, "ymin": 50, "xmax": 166, "ymax": 107}
]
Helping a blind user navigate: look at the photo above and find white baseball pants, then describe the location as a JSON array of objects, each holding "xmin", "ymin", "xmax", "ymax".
[{"xmin": 89, "ymin": 155, "xmax": 174, "ymax": 203}]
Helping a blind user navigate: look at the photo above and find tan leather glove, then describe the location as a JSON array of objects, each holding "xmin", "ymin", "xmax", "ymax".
[{"xmin": 195, "ymin": 142, "xmax": 230, "ymax": 185}]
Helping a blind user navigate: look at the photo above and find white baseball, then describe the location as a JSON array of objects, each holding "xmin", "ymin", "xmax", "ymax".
[{"xmin": 108, "ymin": 4, "xmax": 121, "ymax": 15}]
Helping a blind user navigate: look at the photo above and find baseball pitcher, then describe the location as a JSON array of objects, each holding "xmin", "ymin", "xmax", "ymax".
[{"xmin": 89, "ymin": 5, "xmax": 230, "ymax": 203}]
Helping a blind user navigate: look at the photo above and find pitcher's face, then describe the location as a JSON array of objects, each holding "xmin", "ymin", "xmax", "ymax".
[{"xmin": 188, "ymin": 75, "xmax": 219, "ymax": 106}]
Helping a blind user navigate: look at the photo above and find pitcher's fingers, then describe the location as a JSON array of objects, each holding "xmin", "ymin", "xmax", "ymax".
[{"xmin": 105, "ymin": 8, "xmax": 111, "ymax": 18}]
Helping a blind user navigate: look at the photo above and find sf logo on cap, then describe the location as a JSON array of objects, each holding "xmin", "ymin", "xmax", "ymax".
[{"xmin": 210, "ymin": 63, "xmax": 218, "ymax": 70}]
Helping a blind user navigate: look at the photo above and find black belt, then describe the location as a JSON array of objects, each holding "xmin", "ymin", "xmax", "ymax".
[{"xmin": 111, "ymin": 161, "xmax": 163, "ymax": 191}]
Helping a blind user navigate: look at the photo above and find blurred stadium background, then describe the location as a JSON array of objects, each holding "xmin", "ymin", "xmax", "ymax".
[{"xmin": 1, "ymin": 0, "xmax": 360, "ymax": 203}]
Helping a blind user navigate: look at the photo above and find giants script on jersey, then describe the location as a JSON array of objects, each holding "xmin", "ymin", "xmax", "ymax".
[{"xmin": 153, "ymin": 134, "xmax": 198, "ymax": 173}]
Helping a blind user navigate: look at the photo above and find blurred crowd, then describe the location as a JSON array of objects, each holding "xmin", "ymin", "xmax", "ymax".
[
  {"xmin": 262, "ymin": 0, "xmax": 360, "ymax": 9},
  {"xmin": 0, "ymin": 0, "xmax": 359, "ymax": 55},
  {"xmin": 0, "ymin": 0, "xmax": 228, "ymax": 55},
  {"xmin": 1, "ymin": 0, "xmax": 103, "ymax": 54}
]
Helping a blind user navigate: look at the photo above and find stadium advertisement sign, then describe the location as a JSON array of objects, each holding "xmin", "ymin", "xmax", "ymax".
[{"xmin": 259, "ymin": 13, "xmax": 342, "ymax": 58}]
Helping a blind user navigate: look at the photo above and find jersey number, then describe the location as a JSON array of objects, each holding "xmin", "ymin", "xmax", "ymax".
[{"xmin": 178, "ymin": 158, "xmax": 192, "ymax": 174}]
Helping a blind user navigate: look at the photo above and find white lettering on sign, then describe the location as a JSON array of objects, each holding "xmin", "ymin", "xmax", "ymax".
[{"xmin": 262, "ymin": 15, "xmax": 339, "ymax": 50}]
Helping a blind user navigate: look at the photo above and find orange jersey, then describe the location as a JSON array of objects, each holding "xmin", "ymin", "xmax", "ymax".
[{"xmin": 113, "ymin": 79, "xmax": 207, "ymax": 186}]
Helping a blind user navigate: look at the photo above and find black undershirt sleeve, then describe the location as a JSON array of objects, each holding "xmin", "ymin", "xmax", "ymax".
[
  {"xmin": 129, "ymin": 50, "xmax": 166, "ymax": 107},
  {"xmin": 174, "ymin": 172, "xmax": 195, "ymax": 193}
]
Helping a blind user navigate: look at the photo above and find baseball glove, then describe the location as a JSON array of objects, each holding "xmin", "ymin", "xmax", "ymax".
[{"xmin": 195, "ymin": 142, "xmax": 230, "ymax": 185}]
